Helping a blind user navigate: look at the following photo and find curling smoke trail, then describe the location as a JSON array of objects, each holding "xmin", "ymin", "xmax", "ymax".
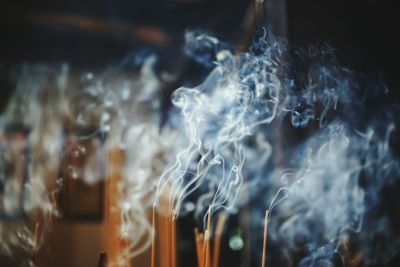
[{"xmin": 155, "ymin": 29, "xmax": 400, "ymax": 266}]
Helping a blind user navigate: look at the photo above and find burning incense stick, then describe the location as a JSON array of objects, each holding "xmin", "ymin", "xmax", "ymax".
[
  {"xmin": 202, "ymin": 207, "xmax": 212, "ymax": 267},
  {"xmin": 261, "ymin": 210, "xmax": 269, "ymax": 267},
  {"xmin": 151, "ymin": 206, "xmax": 157, "ymax": 267},
  {"xmin": 194, "ymin": 228, "xmax": 204, "ymax": 267},
  {"xmin": 165, "ymin": 213, "xmax": 172, "ymax": 267},
  {"xmin": 171, "ymin": 213, "xmax": 177, "ymax": 267},
  {"xmin": 202, "ymin": 230, "xmax": 210, "ymax": 267},
  {"xmin": 160, "ymin": 210, "xmax": 172, "ymax": 267},
  {"xmin": 212, "ymin": 214, "xmax": 227, "ymax": 267}
]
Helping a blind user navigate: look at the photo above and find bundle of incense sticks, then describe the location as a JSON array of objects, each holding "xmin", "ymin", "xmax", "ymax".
[
  {"xmin": 195, "ymin": 209, "xmax": 268, "ymax": 267},
  {"xmin": 150, "ymin": 206, "xmax": 268, "ymax": 267},
  {"xmin": 151, "ymin": 205, "xmax": 178, "ymax": 267},
  {"xmin": 193, "ymin": 210, "xmax": 227, "ymax": 267}
]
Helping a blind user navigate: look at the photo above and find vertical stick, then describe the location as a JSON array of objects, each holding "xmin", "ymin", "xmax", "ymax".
[
  {"xmin": 163, "ymin": 212, "xmax": 171, "ymax": 267},
  {"xmin": 203, "ymin": 207, "xmax": 212, "ymax": 267},
  {"xmin": 171, "ymin": 213, "xmax": 177, "ymax": 267},
  {"xmin": 151, "ymin": 206, "xmax": 157, "ymax": 267},
  {"xmin": 261, "ymin": 210, "xmax": 269, "ymax": 267},
  {"xmin": 202, "ymin": 230, "xmax": 210, "ymax": 267},
  {"xmin": 194, "ymin": 228, "xmax": 204, "ymax": 267},
  {"xmin": 212, "ymin": 214, "xmax": 227, "ymax": 267},
  {"xmin": 168, "ymin": 214, "xmax": 172, "ymax": 267}
]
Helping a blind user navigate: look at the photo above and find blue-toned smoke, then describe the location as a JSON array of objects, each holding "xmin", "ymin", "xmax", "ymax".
[{"xmin": 156, "ymin": 29, "xmax": 400, "ymax": 266}]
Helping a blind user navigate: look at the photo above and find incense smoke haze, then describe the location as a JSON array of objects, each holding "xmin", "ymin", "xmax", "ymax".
[
  {"xmin": 0, "ymin": 29, "xmax": 399, "ymax": 266},
  {"xmin": 162, "ymin": 30, "xmax": 400, "ymax": 266}
]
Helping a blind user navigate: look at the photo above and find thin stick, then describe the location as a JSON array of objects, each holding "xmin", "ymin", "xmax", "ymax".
[
  {"xmin": 202, "ymin": 230, "xmax": 210, "ymax": 267},
  {"xmin": 207, "ymin": 207, "xmax": 212, "ymax": 233},
  {"xmin": 194, "ymin": 228, "xmax": 204, "ymax": 267},
  {"xmin": 203, "ymin": 207, "xmax": 212, "ymax": 267},
  {"xmin": 212, "ymin": 214, "xmax": 227, "ymax": 267},
  {"xmin": 165, "ymin": 212, "xmax": 171, "ymax": 267},
  {"xmin": 161, "ymin": 216, "xmax": 165, "ymax": 267},
  {"xmin": 171, "ymin": 213, "xmax": 177, "ymax": 267},
  {"xmin": 261, "ymin": 210, "xmax": 269, "ymax": 267},
  {"xmin": 151, "ymin": 206, "xmax": 157, "ymax": 267}
]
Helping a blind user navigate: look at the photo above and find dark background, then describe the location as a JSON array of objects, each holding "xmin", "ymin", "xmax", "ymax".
[
  {"xmin": 1, "ymin": 0, "xmax": 399, "ymax": 115},
  {"xmin": 0, "ymin": 0, "xmax": 398, "ymax": 85}
]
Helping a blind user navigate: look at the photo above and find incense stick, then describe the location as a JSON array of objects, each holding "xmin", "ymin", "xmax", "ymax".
[
  {"xmin": 151, "ymin": 206, "xmax": 157, "ymax": 267},
  {"xmin": 194, "ymin": 228, "xmax": 204, "ymax": 267},
  {"xmin": 161, "ymin": 212, "xmax": 171, "ymax": 267},
  {"xmin": 171, "ymin": 213, "xmax": 177, "ymax": 267},
  {"xmin": 162, "ymin": 213, "xmax": 169, "ymax": 267},
  {"xmin": 202, "ymin": 230, "xmax": 210, "ymax": 267},
  {"xmin": 261, "ymin": 210, "xmax": 269, "ymax": 267},
  {"xmin": 212, "ymin": 214, "xmax": 227, "ymax": 267},
  {"xmin": 166, "ymin": 213, "xmax": 172, "ymax": 267},
  {"xmin": 203, "ymin": 207, "xmax": 212, "ymax": 267}
]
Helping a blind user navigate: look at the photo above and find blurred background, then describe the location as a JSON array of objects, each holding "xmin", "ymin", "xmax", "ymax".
[
  {"xmin": 1, "ymin": 0, "xmax": 399, "ymax": 85},
  {"xmin": 0, "ymin": 0, "xmax": 399, "ymax": 266}
]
